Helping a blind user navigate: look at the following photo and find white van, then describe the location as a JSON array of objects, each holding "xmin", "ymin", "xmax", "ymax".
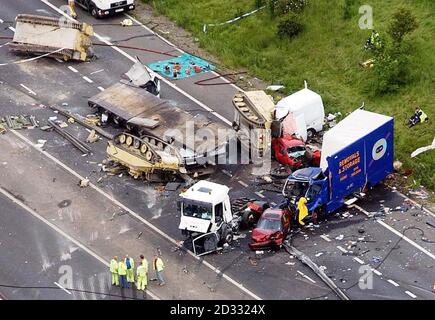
[
  {"xmin": 74, "ymin": 0, "xmax": 135, "ymax": 18},
  {"xmin": 275, "ymin": 81, "xmax": 325, "ymax": 138}
]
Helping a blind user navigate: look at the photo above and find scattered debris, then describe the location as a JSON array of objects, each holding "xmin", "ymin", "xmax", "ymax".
[
  {"xmin": 58, "ymin": 121, "xmax": 68, "ymax": 128},
  {"xmin": 315, "ymin": 252, "xmax": 324, "ymax": 257},
  {"xmin": 86, "ymin": 130, "xmax": 100, "ymax": 143},
  {"xmin": 248, "ymin": 257, "xmax": 258, "ymax": 266},
  {"xmin": 393, "ymin": 160, "xmax": 403, "ymax": 171},
  {"xmin": 411, "ymin": 137, "xmax": 434, "ymax": 158},
  {"xmin": 85, "ymin": 114, "xmax": 101, "ymax": 126},
  {"xmin": 409, "ymin": 189, "xmax": 429, "ymax": 200},
  {"xmin": 285, "ymin": 261, "xmax": 295, "ymax": 266},
  {"xmin": 79, "ymin": 178, "xmax": 90, "ymax": 188},
  {"xmin": 335, "ymin": 235, "xmax": 344, "ymax": 241},
  {"xmin": 3, "ymin": 115, "xmax": 38, "ymax": 130},
  {"xmin": 67, "ymin": 117, "xmax": 75, "ymax": 124},
  {"xmin": 35, "ymin": 139, "xmax": 47, "ymax": 148},
  {"xmin": 120, "ymin": 18, "xmax": 133, "ymax": 27},
  {"xmin": 266, "ymin": 85, "xmax": 285, "ymax": 92},
  {"xmin": 40, "ymin": 125, "xmax": 52, "ymax": 131},
  {"xmin": 426, "ymin": 218, "xmax": 435, "ymax": 229},
  {"xmin": 0, "ymin": 122, "xmax": 7, "ymax": 134}
]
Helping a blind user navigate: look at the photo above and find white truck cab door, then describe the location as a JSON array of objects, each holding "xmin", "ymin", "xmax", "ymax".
[{"xmin": 223, "ymin": 198, "xmax": 233, "ymax": 223}]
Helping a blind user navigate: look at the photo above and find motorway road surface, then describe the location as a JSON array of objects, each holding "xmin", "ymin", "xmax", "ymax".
[{"xmin": 0, "ymin": 0, "xmax": 434, "ymax": 300}]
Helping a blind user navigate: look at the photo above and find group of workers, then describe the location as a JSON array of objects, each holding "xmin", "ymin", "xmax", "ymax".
[
  {"xmin": 364, "ymin": 30, "xmax": 383, "ymax": 52},
  {"xmin": 109, "ymin": 254, "xmax": 166, "ymax": 291}
]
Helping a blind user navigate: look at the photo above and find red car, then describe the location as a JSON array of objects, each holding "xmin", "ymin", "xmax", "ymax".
[
  {"xmin": 272, "ymin": 136, "xmax": 321, "ymax": 169},
  {"xmin": 249, "ymin": 208, "xmax": 292, "ymax": 250}
]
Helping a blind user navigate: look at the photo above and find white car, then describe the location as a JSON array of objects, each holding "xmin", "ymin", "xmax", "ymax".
[{"xmin": 74, "ymin": 0, "xmax": 135, "ymax": 18}]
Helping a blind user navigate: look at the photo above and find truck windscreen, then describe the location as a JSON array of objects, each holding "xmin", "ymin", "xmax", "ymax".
[{"xmin": 182, "ymin": 200, "xmax": 213, "ymax": 220}]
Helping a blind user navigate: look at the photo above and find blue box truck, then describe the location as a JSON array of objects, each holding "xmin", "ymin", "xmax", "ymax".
[{"xmin": 282, "ymin": 109, "xmax": 394, "ymax": 215}]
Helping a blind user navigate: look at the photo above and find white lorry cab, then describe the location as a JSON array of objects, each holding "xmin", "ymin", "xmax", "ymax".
[
  {"xmin": 275, "ymin": 81, "xmax": 325, "ymax": 139},
  {"xmin": 74, "ymin": 0, "xmax": 135, "ymax": 18},
  {"xmin": 178, "ymin": 181, "xmax": 235, "ymax": 255}
]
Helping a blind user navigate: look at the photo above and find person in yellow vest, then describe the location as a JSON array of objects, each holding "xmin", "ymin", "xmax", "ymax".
[
  {"xmin": 109, "ymin": 256, "xmax": 119, "ymax": 286},
  {"xmin": 136, "ymin": 262, "xmax": 147, "ymax": 291},
  {"xmin": 124, "ymin": 255, "xmax": 135, "ymax": 285},
  {"xmin": 297, "ymin": 197, "xmax": 309, "ymax": 226},
  {"xmin": 153, "ymin": 254, "xmax": 165, "ymax": 286},
  {"xmin": 118, "ymin": 259, "xmax": 128, "ymax": 288},
  {"xmin": 68, "ymin": 0, "xmax": 77, "ymax": 19}
]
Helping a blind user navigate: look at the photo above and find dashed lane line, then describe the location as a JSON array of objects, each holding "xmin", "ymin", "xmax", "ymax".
[
  {"xmin": 387, "ymin": 279, "xmax": 400, "ymax": 287},
  {"xmin": 20, "ymin": 84, "xmax": 36, "ymax": 96},
  {"xmin": 353, "ymin": 257, "xmax": 365, "ymax": 265},
  {"xmin": 0, "ymin": 18, "xmax": 4, "ymax": 23},
  {"xmin": 8, "ymin": 26, "xmax": 15, "ymax": 32},
  {"xmin": 296, "ymin": 271, "xmax": 316, "ymax": 284},
  {"xmin": 9, "ymin": 129, "xmax": 262, "ymax": 300},
  {"xmin": 320, "ymin": 235, "xmax": 331, "ymax": 242},
  {"xmin": 255, "ymin": 191, "xmax": 265, "ymax": 199},
  {"xmin": 68, "ymin": 66, "xmax": 78, "ymax": 73},
  {"xmin": 97, "ymin": 86, "xmax": 105, "ymax": 92},
  {"xmin": 371, "ymin": 268, "xmax": 382, "ymax": 276},
  {"xmin": 337, "ymin": 246, "xmax": 348, "ymax": 254},
  {"xmin": 82, "ymin": 76, "xmax": 93, "ymax": 83},
  {"xmin": 405, "ymin": 291, "xmax": 417, "ymax": 299},
  {"xmin": 54, "ymin": 282, "xmax": 72, "ymax": 295},
  {"xmin": 0, "ymin": 186, "xmax": 160, "ymax": 300}
]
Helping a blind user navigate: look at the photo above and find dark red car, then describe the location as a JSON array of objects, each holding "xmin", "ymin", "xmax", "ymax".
[{"xmin": 249, "ymin": 208, "xmax": 292, "ymax": 250}]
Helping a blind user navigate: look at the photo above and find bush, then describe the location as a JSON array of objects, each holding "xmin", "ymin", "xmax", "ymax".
[
  {"xmin": 268, "ymin": 0, "xmax": 308, "ymax": 17},
  {"xmin": 277, "ymin": 17, "xmax": 304, "ymax": 39},
  {"xmin": 370, "ymin": 48, "xmax": 410, "ymax": 95},
  {"xmin": 254, "ymin": 0, "xmax": 266, "ymax": 8},
  {"xmin": 388, "ymin": 7, "xmax": 418, "ymax": 44}
]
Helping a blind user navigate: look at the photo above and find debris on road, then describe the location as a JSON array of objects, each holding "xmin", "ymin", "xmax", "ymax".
[
  {"xmin": 79, "ymin": 178, "xmax": 90, "ymax": 188},
  {"xmin": 48, "ymin": 119, "xmax": 91, "ymax": 154},
  {"xmin": 0, "ymin": 122, "xmax": 6, "ymax": 134},
  {"xmin": 3, "ymin": 115, "xmax": 38, "ymax": 130},
  {"xmin": 86, "ymin": 130, "xmax": 100, "ymax": 143},
  {"xmin": 335, "ymin": 235, "xmax": 344, "ymax": 241},
  {"xmin": 35, "ymin": 139, "xmax": 47, "ymax": 148}
]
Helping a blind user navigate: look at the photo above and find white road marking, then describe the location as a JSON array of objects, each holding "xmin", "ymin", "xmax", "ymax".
[
  {"xmin": 255, "ymin": 191, "xmax": 265, "ymax": 199},
  {"xmin": 320, "ymin": 235, "xmax": 331, "ymax": 242},
  {"xmin": 82, "ymin": 76, "xmax": 93, "ymax": 83},
  {"xmin": 20, "ymin": 84, "xmax": 36, "ymax": 96},
  {"xmin": 0, "ymin": 185, "xmax": 159, "ymax": 301},
  {"xmin": 270, "ymin": 202, "xmax": 277, "ymax": 206},
  {"xmin": 0, "ymin": 18, "xmax": 4, "ymax": 23},
  {"xmin": 238, "ymin": 180, "xmax": 248, "ymax": 188},
  {"xmin": 8, "ymin": 26, "xmax": 15, "ymax": 32},
  {"xmin": 353, "ymin": 257, "xmax": 365, "ymax": 265},
  {"xmin": 387, "ymin": 279, "xmax": 400, "ymax": 287},
  {"xmin": 354, "ymin": 204, "xmax": 435, "ymax": 261},
  {"xmin": 68, "ymin": 66, "xmax": 78, "ymax": 73},
  {"xmin": 40, "ymin": 0, "xmax": 232, "ymax": 126},
  {"xmin": 10, "ymin": 128, "xmax": 262, "ymax": 300},
  {"xmin": 296, "ymin": 270, "xmax": 316, "ymax": 284},
  {"xmin": 372, "ymin": 268, "xmax": 382, "ymax": 276},
  {"xmin": 405, "ymin": 290, "xmax": 417, "ymax": 299},
  {"xmin": 97, "ymin": 86, "xmax": 105, "ymax": 92},
  {"xmin": 337, "ymin": 246, "xmax": 348, "ymax": 253},
  {"xmin": 90, "ymin": 69, "xmax": 104, "ymax": 75},
  {"xmin": 54, "ymin": 282, "xmax": 72, "ymax": 295}
]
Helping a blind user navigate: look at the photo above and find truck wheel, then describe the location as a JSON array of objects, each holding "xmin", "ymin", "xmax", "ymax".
[
  {"xmin": 221, "ymin": 226, "xmax": 233, "ymax": 245},
  {"xmin": 307, "ymin": 129, "xmax": 316, "ymax": 139}
]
